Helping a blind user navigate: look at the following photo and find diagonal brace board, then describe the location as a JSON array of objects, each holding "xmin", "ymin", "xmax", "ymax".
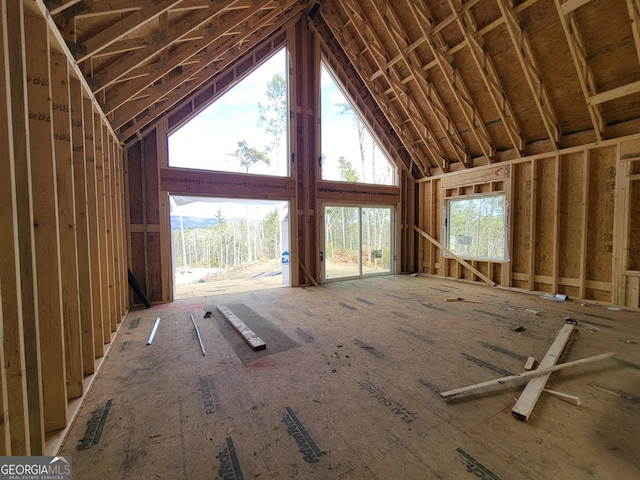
[
  {"xmin": 512, "ymin": 324, "xmax": 574, "ymax": 421},
  {"xmin": 218, "ymin": 305, "xmax": 266, "ymax": 351},
  {"xmin": 440, "ymin": 352, "xmax": 615, "ymax": 398},
  {"xmin": 413, "ymin": 225, "xmax": 496, "ymax": 287}
]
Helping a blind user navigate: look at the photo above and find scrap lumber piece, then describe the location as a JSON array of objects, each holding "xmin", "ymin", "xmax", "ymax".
[
  {"xmin": 524, "ymin": 357, "xmax": 536, "ymax": 371},
  {"xmin": 412, "ymin": 225, "xmax": 496, "ymax": 287},
  {"xmin": 217, "ymin": 305, "xmax": 266, "ymax": 351},
  {"xmin": 445, "ymin": 297, "xmax": 482, "ymax": 303},
  {"xmin": 440, "ymin": 352, "xmax": 615, "ymax": 398},
  {"xmin": 190, "ymin": 313, "xmax": 206, "ymax": 356},
  {"xmin": 512, "ymin": 324, "xmax": 574, "ymax": 421},
  {"xmin": 543, "ymin": 388, "xmax": 581, "ymax": 406},
  {"xmin": 147, "ymin": 317, "xmax": 160, "ymax": 345}
]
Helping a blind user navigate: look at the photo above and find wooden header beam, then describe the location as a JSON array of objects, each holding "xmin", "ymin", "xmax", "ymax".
[{"xmin": 159, "ymin": 167, "xmax": 296, "ymax": 200}]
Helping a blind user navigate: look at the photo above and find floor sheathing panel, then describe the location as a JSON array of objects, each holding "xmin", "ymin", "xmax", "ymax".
[{"xmin": 60, "ymin": 276, "xmax": 640, "ymax": 479}]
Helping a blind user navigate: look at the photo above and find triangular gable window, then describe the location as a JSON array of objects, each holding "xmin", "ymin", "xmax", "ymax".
[
  {"xmin": 168, "ymin": 48, "xmax": 288, "ymax": 177},
  {"xmin": 320, "ymin": 63, "xmax": 396, "ymax": 186}
]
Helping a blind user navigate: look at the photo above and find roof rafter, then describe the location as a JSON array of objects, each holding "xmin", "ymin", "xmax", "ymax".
[
  {"xmin": 553, "ymin": 0, "xmax": 604, "ymax": 141},
  {"xmin": 89, "ymin": 0, "xmax": 240, "ymax": 92},
  {"xmin": 105, "ymin": 0, "xmax": 273, "ymax": 115},
  {"xmin": 114, "ymin": 0, "xmax": 304, "ymax": 134},
  {"xmin": 371, "ymin": 1, "xmax": 473, "ymax": 166},
  {"xmin": 403, "ymin": 0, "xmax": 495, "ymax": 163},
  {"xmin": 72, "ymin": 0, "xmax": 185, "ymax": 63},
  {"xmin": 627, "ymin": 0, "xmax": 640, "ymax": 67},
  {"xmin": 496, "ymin": 0, "xmax": 561, "ymax": 148},
  {"xmin": 319, "ymin": 0, "xmax": 437, "ymax": 172},
  {"xmin": 337, "ymin": 0, "xmax": 454, "ymax": 169},
  {"xmin": 448, "ymin": 0, "xmax": 524, "ymax": 155}
]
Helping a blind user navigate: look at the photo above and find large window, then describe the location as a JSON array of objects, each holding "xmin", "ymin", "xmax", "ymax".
[
  {"xmin": 320, "ymin": 63, "xmax": 396, "ymax": 185},
  {"xmin": 168, "ymin": 48, "xmax": 288, "ymax": 176},
  {"xmin": 444, "ymin": 194, "xmax": 507, "ymax": 261}
]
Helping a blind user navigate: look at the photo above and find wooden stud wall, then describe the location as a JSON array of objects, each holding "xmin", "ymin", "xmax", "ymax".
[
  {"xmin": 416, "ymin": 136, "xmax": 640, "ymax": 308},
  {"xmin": 0, "ymin": 1, "xmax": 127, "ymax": 456}
]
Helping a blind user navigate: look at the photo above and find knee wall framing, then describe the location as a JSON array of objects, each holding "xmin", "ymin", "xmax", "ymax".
[
  {"xmin": 0, "ymin": 2, "xmax": 127, "ymax": 455},
  {"xmin": 415, "ymin": 138, "xmax": 640, "ymax": 308}
]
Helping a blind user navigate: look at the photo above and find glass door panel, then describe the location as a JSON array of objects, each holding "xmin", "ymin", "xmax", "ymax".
[
  {"xmin": 362, "ymin": 207, "xmax": 391, "ymax": 275},
  {"xmin": 324, "ymin": 206, "xmax": 360, "ymax": 279}
]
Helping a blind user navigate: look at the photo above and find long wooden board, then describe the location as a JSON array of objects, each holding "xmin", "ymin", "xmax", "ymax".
[
  {"xmin": 217, "ymin": 305, "xmax": 266, "ymax": 351},
  {"xmin": 440, "ymin": 352, "xmax": 615, "ymax": 398},
  {"xmin": 413, "ymin": 225, "xmax": 496, "ymax": 286},
  {"xmin": 512, "ymin": 324, "xmax": 574, "ymax": 421}
]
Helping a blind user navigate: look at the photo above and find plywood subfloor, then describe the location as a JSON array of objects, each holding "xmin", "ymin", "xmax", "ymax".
[{"xmin": 60, "ymin": 275, "xmax": 640, "ymax": 479}]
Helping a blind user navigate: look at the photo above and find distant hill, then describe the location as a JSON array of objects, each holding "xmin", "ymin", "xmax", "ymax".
[{"xmin": 170, "ymin": 216, "xmax": 219, "ymax": 230}]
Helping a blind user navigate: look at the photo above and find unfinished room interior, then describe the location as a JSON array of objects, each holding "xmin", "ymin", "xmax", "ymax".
[{"xmin": 1, "ymin": 0, "xmax": 640, "ymax": 477}]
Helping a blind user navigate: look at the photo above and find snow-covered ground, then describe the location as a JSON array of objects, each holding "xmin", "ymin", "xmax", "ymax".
[{"xmin": 175, "ymin": 267, "xmax": 220, "ymax": 285}]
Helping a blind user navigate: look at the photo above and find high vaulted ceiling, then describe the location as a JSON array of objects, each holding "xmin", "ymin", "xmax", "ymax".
[{"xmin": 47, "ymin": 0, "xmax": 640, "ymax": 176}]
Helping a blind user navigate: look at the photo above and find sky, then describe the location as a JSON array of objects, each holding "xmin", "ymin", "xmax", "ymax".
[{"xmin": 167, "ymin": 47, "xmax": 395, "ymax": 221}]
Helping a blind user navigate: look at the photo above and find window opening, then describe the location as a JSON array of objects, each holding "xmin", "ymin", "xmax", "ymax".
[
  {"xmin": 320, "ymin": 63, "xmax": 396, "ymax": 186},
  {"xmin": 444, "ymin": 194, "xmax": 507, "ymax": 261},
  {"xmin": 168, "ymin": 48, "xmax": 288, "ymax": 176},
  {"xmin": 170, "ymin": 196, "xmax": 289, "ymax": 299}
]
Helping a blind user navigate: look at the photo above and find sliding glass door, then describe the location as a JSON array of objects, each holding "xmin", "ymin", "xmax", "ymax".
[{"xmin": 323, "ymin": 205, "xmax": 394, "ymax": 281}]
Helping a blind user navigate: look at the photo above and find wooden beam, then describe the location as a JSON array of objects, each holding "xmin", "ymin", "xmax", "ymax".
[
  {"xmin": 554, "ymin": 0, "xmax": 604, "ymax": 141},
  {"xmin": 626, "ymin": 0, "xmax": 640, "ymax": 67},
  {"xmin": 50, "ymin": 53, "xmax": 84, "ymax": 400},
  {"xmin": 552, "ymin": 155, "xmax": 560, "ymax": 293},
  {"xmin": 561, "ymin": 0, "xmax": 593, "ymax": 15},
  {"xmin": 5, "ymin": 0, "xmax": 41, "ymax": 455},
  {"xmin": 412, "ymin": 224, "xmax": 496, "ymax": 286},
  {"xmin": 0, "ymin": 0, "xmax": 25, "ymax": 454},
  {"xmin": 160, "ymin": 167, "xmax": 297, "ymax": 199},
  {"xmin": 94, "ymin": 112, "xmax": 113, "ymax": 345},
  {"xmin": 371, "ymin": 0, "xmax": 475, "ymax": 165},
  {"xmin": 103, "ymin": 121, "xmax": 117, "ymax": 333},
  {"xmin": 218, "ymin": 305, "xmax": 266, "ymax": 350},
  {"xmin": 529, "ymin": 159, "xmax": 537, "ymax": 291},
  {"xmin": 512, "ymin": 324, "xmax": 574, "ymax": 421},
  {"xmin": 83, "ymin": 99, "xmax": 105, "ymax": 358},
  {"xmin": 75, "ymin": 0, "xmax": 185, "ymax": 63},
  {"xmin": 496, "ymin": 0, "xmax": 561, "ymax": 148},
  {"xmin": 449, "ymin": 0, "xmax": 524, "ymax": 155},
  {"xmin": 25, "ymin": 12, "xmax": 68, "ymax": 433},
  {"xmin": 70, "ymin": 78, "xmax": 96, "ymax": 375},
  {"xmin": 47, "ymin": 0, "xmax": 84, "ymax": 16},
  {"xmin": 590, "ymin": 79, "xmax": 640, "ymax": 105},
  {"xmin": 105, "ymin": 0, "xmax": 273, "ymax": 114},
  {"xmin": 440, "ymin": 351, "xmax": 615, "ymax": 398},
  {"xmin": 89, "ymin": 0, "xmax": 239, "ymax": 92},
  {"xmin": 317, "ymin": 181, "xmax": 400, "ymax": 203},
  {"xmin": 405, "ymin": 0, "xmax": 495, "ymax": 163},
  {"xmin": 579, "ymin": 151, "xmax": 590, "ymax": 299},
  {"xmin": 543, "ymin": 388, "xmax": 581, "ymax": 406},
  {"xmin": 114, "ymin": 0, "xmax": 303, "ymax": 133}
]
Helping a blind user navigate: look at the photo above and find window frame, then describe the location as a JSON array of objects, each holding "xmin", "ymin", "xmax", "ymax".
[{"xmin": 443, "ymin": 192, "xmax": 508, "ymax": 262}]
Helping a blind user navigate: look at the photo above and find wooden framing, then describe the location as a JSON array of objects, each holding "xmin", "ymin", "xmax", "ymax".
[
  {"xmin": 0, "ymin": 0, "xmax": 27, "ymax": 455},
  {"xmin": 0, "ymin": 1, "xmax": 128, "ymax": 456},
  {"xmin": 70, "ymin": 78, "xmax": 96, "ymax": 375},
  {"xmin": 25, "ymin": 11, "xmax": 67, "ymax": 434},
  {"xmin": 83, "ymin": 98, "xmax": 105, "ymax": 358},
  {"xmin": 50, "ymin": 52, "xmax": 84, "ymax": 400},
  {"xmin": 414, "ymin": 134, "xmax": 638, "ymax": 307}
]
